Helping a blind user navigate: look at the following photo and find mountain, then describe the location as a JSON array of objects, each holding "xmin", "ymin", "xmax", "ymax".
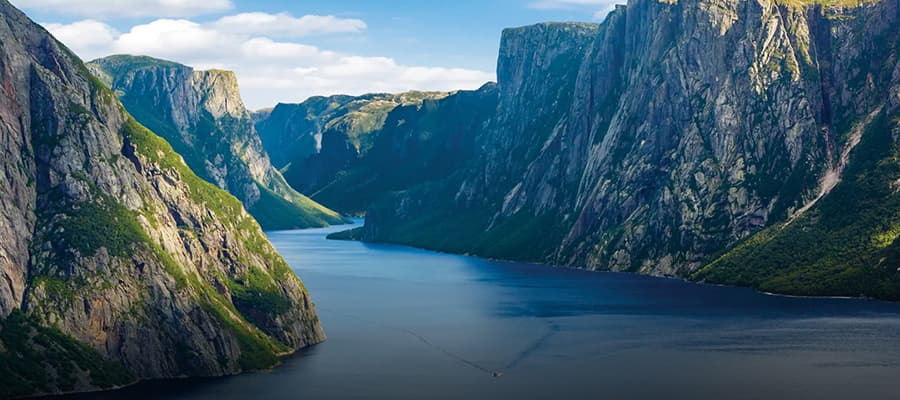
[
  {"xmin": 253, "ymin": 91, "xmax": 449, "ymax": 213},
  {"xmin": 354, "ymin": 0, "xmax": 900, "ymax": 300},
  {"xmin": 87, "ymin": 55, "xmax": 344, "ymax": 230},
  {"xmin": 254, "ymin": 95, "xmax": 354, "ymax": 170},
  {"xmin": 0, "ymin": 1, "xmax": 324, "ymax": 397},
  {"xmin": 314, "ymin": 84, "xmax": 499, "ymax": 214}
]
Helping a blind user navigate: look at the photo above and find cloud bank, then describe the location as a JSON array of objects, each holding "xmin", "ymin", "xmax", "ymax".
[
  {"xmin": 13, "ymin": 0, "xmax": 233, "ymax": 17},
  {"xmin": 44, "ymin": 13, "xmax": 494, "ymax": 109},
  {"xmin": 529, "ymin": 0, "xmax": 618, "ymax": 20}
]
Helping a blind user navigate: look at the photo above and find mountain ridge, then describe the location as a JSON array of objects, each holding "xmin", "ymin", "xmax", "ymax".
[
  {"xmin": 0, "ymin": 2, "xmax": 324, "ymax": 396},
  {"xmin": 353, "ymin": 0, "xmax": 900, "ymax": 300},
  {"xmin": 253, "ymin": 90, "xmax": 451, "ymax": 212},
  {"xmin": 87, "ymin": 54, "xmax": 344, "ymax": 231}
]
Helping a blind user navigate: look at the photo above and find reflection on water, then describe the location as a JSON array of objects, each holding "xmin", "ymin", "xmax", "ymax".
[{"xmin": 63, "ymin": 220, "xmax": 900, "ymax": 400}]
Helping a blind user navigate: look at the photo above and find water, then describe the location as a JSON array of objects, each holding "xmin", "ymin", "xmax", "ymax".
[{"xmin": 70, "ymin": 220, "xmax": 900, "ymax": 399}]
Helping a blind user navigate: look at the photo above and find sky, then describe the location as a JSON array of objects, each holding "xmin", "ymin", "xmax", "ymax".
[{"xmin": 11, "ymin": 0, "xmax": 619, "ymax": 110}]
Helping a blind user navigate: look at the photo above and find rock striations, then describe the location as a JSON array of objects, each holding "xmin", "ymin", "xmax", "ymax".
[
  {"xmin": 87, "ymin": 55, "xmax": 344, "ymax": 230},
  {"xmin": 358, "ymin": 0, "xmax": 900, "ymax": 299},
  {"xmin": 0, "ymin": 1, "xmax": 324, "ymax": 397}
]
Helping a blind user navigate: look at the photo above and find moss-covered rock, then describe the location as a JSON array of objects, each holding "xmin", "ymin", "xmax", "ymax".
[
  {"xmin": 0, "ymin": 1, "xmax": 325, "ymax": 397},
  {"xmin": 87, "ymin": 55, "xmax": 344, "ymax": 230},
  {"xmin": 0, "ymin": 310, "xmax": 135, "ymax": 399}
]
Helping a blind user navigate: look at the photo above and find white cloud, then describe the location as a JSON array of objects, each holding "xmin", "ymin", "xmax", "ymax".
[
  {"xmin": 45, "ymin": 17, "xmax": 494, "ymax": 110},
  {"xmin": 239, "ymin": 38, "xmax": 334, "ymax": 61},
  {"xmin": 529, "ymin": 0, "xmax": 619, "ymax": 23},
  {"xmin": 528, "ymin": 0, "xmax": 613, "ymax": 9},
  {"xmin": 213, "ymin": 13, "xmax": 367, "ymax": 38},
  {"xmin": 44, "ymin": 20, "xmax": 118, "ymax": 57},
  {"xmin": 12, "ymin": 0, "xmax": 233, "ymax": 18},
  {"xmin": 113, "ymin": 19, "xmax": 232, "ymax": 60}
]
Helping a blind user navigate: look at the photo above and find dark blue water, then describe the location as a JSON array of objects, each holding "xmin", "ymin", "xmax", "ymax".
[{"xmin": 73, "ymin": 220, "xmax": 900, "ymax": 399}]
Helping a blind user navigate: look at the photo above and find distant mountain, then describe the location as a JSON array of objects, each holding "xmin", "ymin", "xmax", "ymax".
[
  {"xmin": 352, "ymin": 0, "xmax": 900, "ymax": 300},
  {"xmin": 88, "ymin": 55, "xmax": 344, "ymax": 230},
  {"xmin": 253, "ymin": 91, "xmax": 449, "ymax": 213},
  {"xmin": 313, "ymin": 84, "xmax": 499, "ymax": 214},
  {"xmin": 0, "ymin": 1, "xmax": 323, "ymax": 397}
]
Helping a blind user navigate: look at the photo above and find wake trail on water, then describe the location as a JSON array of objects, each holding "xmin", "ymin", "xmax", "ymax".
[
  {"xmin": 317, "ymin": 307, "xmax": 499, "ymax": 377},
  {"xmin": 319, "ymin": 308, "xmax": 561, "ymax": 378},
  {"xmin": 503, "ymin": 320, "xmax": 559, "ymax": 371}
]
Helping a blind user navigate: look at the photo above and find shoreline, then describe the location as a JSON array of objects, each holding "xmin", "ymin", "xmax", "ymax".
[
  {"xmin": 43, "ymin": 222, "xmax": 900, "ymax": 399},
  {"xmin": 29, "ymin": 340, "xmax": 322, "ymax": 400},
  {"xmin": 324, "ymin": 222, "xmax": 888, "ymax": 306}
]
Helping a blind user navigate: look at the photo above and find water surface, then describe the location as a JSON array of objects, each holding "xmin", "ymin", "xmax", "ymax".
[{"xmin": 73, "ymin": 220, "xmax": 900, "ymax": 399}]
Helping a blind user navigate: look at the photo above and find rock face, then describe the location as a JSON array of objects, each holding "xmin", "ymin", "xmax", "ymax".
[
  {"xmin": 360, "ymin": 0, "xmax": 900, "ymax": 299},
  {"xmin": 88, "ymin": 55, "xmax": 343, "ymax": 230},
  {"xmin": 310, "ymin": 86, "xmax": 499, "ymax": 214},
  {"xmin": 254, "ymin": 95, "xmax": 355, "ymax": 170},
  {"xmin": 253, "ymin": 91, "xmax": 449, "ymax": 212},
  {"xmin": 0, "ymin": 1, "xmax": 324, "ymax": 396}
]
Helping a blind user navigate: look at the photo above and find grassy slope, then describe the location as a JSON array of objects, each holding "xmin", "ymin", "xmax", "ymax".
[
  {"xmin": 89, "ymin": 56, "xmax": 342, "ymax": 230},
  {"xmin": 1, "ymin": 25, "xmax": 317, "ymax": 399},
  {"xmin": 249, "ymin": 182, "xmax": 344, "ymax": 230},
  {"xmin": 279, "ymin": 92, "xmax": 450, "ymax": 203},
  {"xmin": 0, "ymin": 310, "xmax": 134, "ymax": 399},
  {"xmin": 311, "ymin": 87, "xmax": 497, "ymax": 215},
  {"xmin": 26, "ymin": 103, "xmax": 310, "ymax": 392},
  {"xmin": 694, "ymin": 111, "xmax": 900, "ymax": 299},
  {"xmin": 331, "ymin": 169, "xmax": 572, "ymax": 263},
  {"xmin": 333, "ymin": 204, "xmax": 570, "ymax": 264},
  {"xmin": 121, "ymin": 116, "xmax": 304, "ymax": 366}
]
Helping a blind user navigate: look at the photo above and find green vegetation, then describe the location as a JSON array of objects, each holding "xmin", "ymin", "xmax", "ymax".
[
  {"xmin": 90, "ymin": 55, "xmax": 343, "ymax": 230},
  {"xmin": 229, "ymin": 270, "xmax": 291, "ymax": 314},
  {"xmin": 121, "ymin": 115, "xmax": 301, "ymax": 367},
  {"xmin": 309, "ymin": 86, "xmax": 497, "ymax": 215},
  {"xmin": 356, "ymin": 175, "xmax": 571, "ymax": 263},
  {"xmin": 0, "ymin": 310, "xmax": 134, "ymax": 398},
  {"xmin": 326, "ymin": 227, "xmax": 363, "ymax": 241},
  {"xmin": 357, "ymin": 203, "xmax": 569, "ymax": 264},
  {"xmin": 88, "ymin": 55, "xmax": 182, "ymax": 84},
  {"xmin": 264, "ymin": 91, "xmax": 451, "ymax": 201},
  {"xmin": 695, "ymin": 111, "xmax": 900, "ymax": 299},
  {"xmin": 310, "ymin": 167, "xmax": 386, "ymax": 215},
  {"xmin": 21, "ymin": 56, "xmax": 296, "ymax": 378},
  {"xmin": 249, "ymin": 183, "xmax": 343, "ymax": 231},
  {"xmin": 54, "ymin": 194, "xmax": 148, "ymax": 259},
  {"xmin": 224, "ymin": 266, "xmax": 293, "ymax": 326},
  {"xmin": 121, "ymin": 117, "xmax": 249, "ymax": 228},
  {"xmin": 5, "ymin": 23, "xmax": 310, "ymax": 398},
  {"xmin": 189, "ymin": 271, "xmax": 290, "ymax": 370}
]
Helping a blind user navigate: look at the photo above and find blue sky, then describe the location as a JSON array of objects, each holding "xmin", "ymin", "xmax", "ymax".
[{"xmin": 12, "ymin": 0, "xmax": 616, "ymax": 109}]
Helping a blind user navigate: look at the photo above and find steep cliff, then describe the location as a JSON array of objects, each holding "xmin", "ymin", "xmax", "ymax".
[
  {"xmin": 254, "ymin": 95, "xmax": 355, "ymax": 170},
  {"xmin": 360, "ymin": 0, "xmax": 900, "ymax": 299},
  {"xmin": 88, "ymin": 55, "xmax": 344, "ymax": 230},
  {"xmin": 319, "ymin": 84, "xmax": 499, "ymax": 214},
  {"xmin": 254, "ymin": 91, "xmax": 449, "ymax": 212},
  {"xmin": 0, "ymin": 2, "xmax": 324, "ymax": 396}
]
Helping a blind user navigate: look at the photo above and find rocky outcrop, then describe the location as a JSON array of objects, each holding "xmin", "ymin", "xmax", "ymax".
[
  {"xmin": 253, "ymin": 91, "xmax": 449, "ymax": 211},
  {"xmin": 0, "ymin": 1, "xmax": 324, "ymax": 396},
  {"xmin": 88, "ymin": 55, "xmax": 343, "ymax": 230},
  {"xmin": 254, "ymin": 95, "xmax": 354, "ymax": 169},
  {"xmin": 360, "ymin": 0, "xmax": 900, "ymax": 299}
]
